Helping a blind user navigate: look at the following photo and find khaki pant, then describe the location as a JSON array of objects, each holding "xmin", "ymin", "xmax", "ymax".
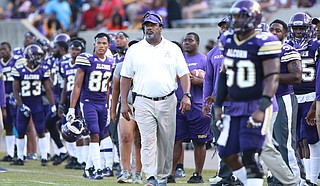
[
  {"xmin": 133, "ymin": 94, "xmax": 177, "ymax": 182},
  {"xmin": 261, "ymin": 112, "xmax": 300, "ymax": 186}
]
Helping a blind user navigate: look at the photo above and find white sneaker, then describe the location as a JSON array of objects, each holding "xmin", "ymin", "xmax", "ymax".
[{"xmin": 208, "ymin": 175, "xmax": 223, "ymax": 183}]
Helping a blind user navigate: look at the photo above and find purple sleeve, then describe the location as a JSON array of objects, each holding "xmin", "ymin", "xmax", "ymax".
[
  {"xmin": 0, "ymin": 78, "xmax": 5, "ymax": 107},
  {"xmin": 203, "ymin": 49, "xmax": 215, "ymax": 106},
  {"xmin": 316, "ymin": 58, "xmax": 320, "ymax": 100}
]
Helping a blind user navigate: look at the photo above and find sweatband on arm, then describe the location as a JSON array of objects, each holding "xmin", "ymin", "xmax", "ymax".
[
  {"xmin": 215, "ymin": 72, "xmax": 228, "ymax": 108},
  {"xmin": 258, "ymin": 96, "xmax": 272, "ymax": 112}
]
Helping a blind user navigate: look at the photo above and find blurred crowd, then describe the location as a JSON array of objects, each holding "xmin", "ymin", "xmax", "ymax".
[{"xmin": 0, "ymin": 0, "xmax": 318, "ymax": 40}]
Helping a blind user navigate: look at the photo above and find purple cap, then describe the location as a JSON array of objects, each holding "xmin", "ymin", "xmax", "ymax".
[
  {"xmin": 142, "ymin": 13, "xmax": 163, "ymax": 25},
  {"xmin": 312, "ymin": 17, "xmax": 320, "ymax": 25}
]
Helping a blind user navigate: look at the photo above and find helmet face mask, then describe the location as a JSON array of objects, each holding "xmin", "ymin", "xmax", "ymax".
[
  {"xmin": 288, "ymin": 12, "xmax": 314, "ymax": 50},
  {"xmin": 24, "ymin": 44, "xmax": 45, "ymax": 66},
  {"xmin": 61, "ymin": 119, "xmax": 86, "ymax": 142},
  {"xmin": 229, "ymin": 0, "xmax": 262, "ymax": 34}
]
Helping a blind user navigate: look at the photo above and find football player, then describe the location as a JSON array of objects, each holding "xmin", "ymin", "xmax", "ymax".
[
  {"xmin": 288, "ymin": 12, "xmax": 320, "ymax": 185},
  {"xmin": 214, "ymin": 0, "xmax": 281, "ymax": 185},
  {"xmin": 168, "ymin": 32, "xmax": 211, "ymax": 184},
  {"xmin": 59, "ymin": 38, "xmax": 89, "ymax": 170},
  {"xmin": 267, "ymin": 19, "xmax": 303, "ymax": 185},
  {"xmin": 66, "ymin": 33, "xmax": 114, "ymax": 180},
  {"xmin": 46, "ymin": 33, "xmax": 71, "ymax": 166},
  {"xmin": 0, "ymin": 42, "xmax": 17, "ymax": 162},
  {"xmin": 10, "ymin": 44, "xmax": 56, "ymax": 166}
]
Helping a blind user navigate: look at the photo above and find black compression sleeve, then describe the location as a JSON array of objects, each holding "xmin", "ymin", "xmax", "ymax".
[{"xmin": 215, "ymin": 72, "xmax": 228, "ymax": 108}]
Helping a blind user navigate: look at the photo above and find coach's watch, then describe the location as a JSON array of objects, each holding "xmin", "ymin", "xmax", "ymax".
[{"xmin": 183, "ymin": 92, "xmax": 191, "ymax": 98}]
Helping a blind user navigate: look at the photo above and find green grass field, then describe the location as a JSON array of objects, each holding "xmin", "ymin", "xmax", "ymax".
[{"xmin": 0, "ymin": 156, "xmax": 217, "ymax": 186}]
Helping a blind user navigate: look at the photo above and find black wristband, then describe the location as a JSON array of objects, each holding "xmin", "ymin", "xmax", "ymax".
[{"xmin": 258, "ymin": 96, "xmax": 272, "ymax": 112}]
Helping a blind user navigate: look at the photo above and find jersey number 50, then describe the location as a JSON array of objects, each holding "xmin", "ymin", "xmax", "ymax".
[{"xmin": 224, "ymin": 58, "xmax": 256, "ymax": 88}]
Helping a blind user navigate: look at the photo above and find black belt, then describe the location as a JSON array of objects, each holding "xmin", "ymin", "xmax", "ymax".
[{"xmin": 136, "ymin": 91, "xmax": 174, "ymax": 101}]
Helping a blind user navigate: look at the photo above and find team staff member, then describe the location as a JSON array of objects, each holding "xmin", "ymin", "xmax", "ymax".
[{"xmin": 120, "ymin": 12, "xmax": 191, "ymax": 186}]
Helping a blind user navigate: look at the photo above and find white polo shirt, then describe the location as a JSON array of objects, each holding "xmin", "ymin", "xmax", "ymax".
[{"xmin": 121, "ymin": 37, "xmax": 189, "ymax": 97}]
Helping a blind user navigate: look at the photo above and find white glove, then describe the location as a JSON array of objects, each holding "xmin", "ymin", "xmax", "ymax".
[
  {"xmin": 215, "ymin": 114, "xmax": 226, "ymax": 131},
  {"xmin": 247, "ymin": 116, "xmax": 262, "ymax": 128},
  {"xmin": 20, "ymin": 104, "xmax": 31, "ymax": 117},
  {"xmin": 50, "ymin": 105, "xmax": 57, "ymax": 118},
  {"xmin": 66, "ymin": 108, "xmax": 75, "ymax": 122}
]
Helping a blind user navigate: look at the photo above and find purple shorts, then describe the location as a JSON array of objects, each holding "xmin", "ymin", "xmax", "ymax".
[
  {"xmin": 218, "ymin": 116, "xmax": 265, "ymax": 158},
  {"xmin": 297, "ymin": 102, "xmax": 319, "ymax": 144},
  {"xmin": 81, "ymin": 102, "xmax": 108, "ymax": 139},
  {"xmin": 16, "ymin": 104, "xmax": 45, "ymax": 134},
  {"xmin": 175, "ymin": 105, "xmax": 212, "ymax": 143}
]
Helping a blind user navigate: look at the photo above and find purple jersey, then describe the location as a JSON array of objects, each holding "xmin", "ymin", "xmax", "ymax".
[
  {"xmin": 11, "ymin": 64, "xmax": 50, "ymax": 105},
  {"xmin": 0, "ymin": 65, "xmax": 6, "ymax": 107},
  {"xmin": 287, "ymin": 39, "xmax": 320, "ymax": 95},
  {"xmin": 114, "ymin": 53, "xmax": 125, "ymax": 64},
  {"xmin": 276, "ymin": 44, "xmax": 301, "ymax": 97},
  {"xmin": 176, "ymin": 52, "xmax": 206, "ymax": 111},
  {"xmin": 75, "ymin": 53, "xmax": 114, "ymax": 103},
  {"xmin": 53, "ymin": 54, "xmax": 71, "ymax": 101},
  {"xmin": 0, "ymin": 55, "xmax": 23, "ymax": 94},
  {"xmin": 60, "ymin": 59, "xmax": 77, "ymax": 97},
  {"xmin": 219, "ymin": 31, "xmax": 281, "ymax": 101}
]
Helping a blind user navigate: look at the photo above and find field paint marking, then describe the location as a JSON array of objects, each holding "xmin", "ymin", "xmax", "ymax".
[{"xmin": 7, "ymin": 168, "xmax": 81, "ymax": 178}]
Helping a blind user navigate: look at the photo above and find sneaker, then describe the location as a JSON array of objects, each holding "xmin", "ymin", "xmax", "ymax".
[
  {"xmin": 10, "ymin": 158, "xmax": 24, "ymax": 166},
  {"xmin": 27, "ymin": 153, "xmax": 38, "ymax": 160},
  {"xmin": 60, "ymin": 152, "xmax": 69, "ymax": 162},
  {"xmin": 133, "ymin": 172, "xmax": 143, "ymax": 184},
  {"xmin": 0, "ymin": 166, "xmax": 7, "ymax": 172},
  {"xmin": 41, "ymin": 159, "xmax": 48, "ymax": 166},
  {"xmin": 117, "ymin": 170, "xmax": 132, "ymax": 183},
  {"xmin": 167, "ymin": 175, "xmax": 176, "ymax": 183},
  {"xmin": 83, "ymin": 167, "xmax": 95, "ymax": 179},
  {"xmin": 209, "ymin": 175, "xmax": 223, "ymax": 183},
  {"xmin": 145, "ymin": 176, "xmax": 158, "ymax": 186},
  {"xmin": 47, "ymin": 153, "xmax": 51, "ymax": 160},
  {"xmin": 112, "ymin": 162, "xmax": 121, "ymax": 172},
  {"xmin": 210, "ymin": 176, "xmax": 243, "ymax": 186},
  {"xmin": 93, "ymin": 169, "xmax": 103, "ymax": 180},
  {"xmin": 65, "ymin": 157, "xmax": 77, "ymax": 169},
  {"xmin": 1, "ymin": 155, "xmax": 14, "ymax": 162},
  {"xmin": 174, "ymin": 168, "xmax": 186, "ymax": 178},
  {"xmin": 102, "ymin": 167, "xmax": 114, "ymax": 177},
  {"xmin": 187, "ymin": 172, "xmax": 204, "ymax": 184},
  {"xmin": 74, "ymin": 162, "xmax": 85, "ymax": 170}
]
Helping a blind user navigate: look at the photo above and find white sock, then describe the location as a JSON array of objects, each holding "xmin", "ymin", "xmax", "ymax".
[
  {"xmin": 113, "ymin": 144, "xmax": 120, "ymax": 164},
  {"xmin": 304, "ymin": 158, "xmax": 310, "ymax": 180},
  {"xmin": 85, "ymin": 152, "xmax": 93, "ymax": 169},
  {"xmin": 309, "ymin": 142, "xmax": 320, "ymax": 184},
  {"xmin": 45, "ymin": 132, "xmax": 51, "ymax": 155},
  {"xmin": 247, "ymin": 178, "xmax": 264, "ymax": 185},
  {"xmin": 77, "ymin": 146, "xmax": 85, "ymax": 164},
  {"xmin": 5, "ymin": 135, "xmax": 15, "ymax": 157},
  {"xmin": 83, "ymin": 145, "xmax": 89, "ymax": 164},
  {"xmin": 38, "ymin": 137, "xmax": 47, "ymax": 160},
  {"xmin": 75, "ymin": 145, "xmax": 81, "ymax": 162},
  {"xmin": 24, "ymin": 135, "xmax": 27, "ymax": 157},
  {"xmin": 65, "ymin": 142, "xmax": 76, "ymax": 157},
  {"xmin": 90, "ymin": 142, "xmax": 101, "ymax": 170},
  {"xmin": 233, "ymin": 167, "xmax": 247, "ymax": 185},
  {"xmin": 17, "ymin": 138, "xmax": 25, "ymax": 160},
  {"xmin": 101, "ymin": 136, "xmax": 113, "ymax": 169},
  {"xmin": 59, "ymin": 146, "xmax": 67, "ymax": 154},
  {"xmin": 52, "ymin": 139, "xmax": 59, "ymax": 155}
]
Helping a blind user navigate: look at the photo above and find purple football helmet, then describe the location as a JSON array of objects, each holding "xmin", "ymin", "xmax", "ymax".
[
  {"xmin": 61, "ymin": 119, "xmax": 85, "ymax": 142},
  {"xmin": 24, "ymin": 44, "xmax": 45, "ymax": 65},
  {"xmin": 229, "ymin": 0, "xmax": 262, "ymax": 34},
  {"xmin": 288, "ymin": 12, "xmax": 314, "ymax": 50},
  {"xmin": 53, "ymin": 33, "xmax": 71, "ymax": 45},
  {"xmin": 36, "ymin": 38, "xmax": 51, "ymax": 55}
]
